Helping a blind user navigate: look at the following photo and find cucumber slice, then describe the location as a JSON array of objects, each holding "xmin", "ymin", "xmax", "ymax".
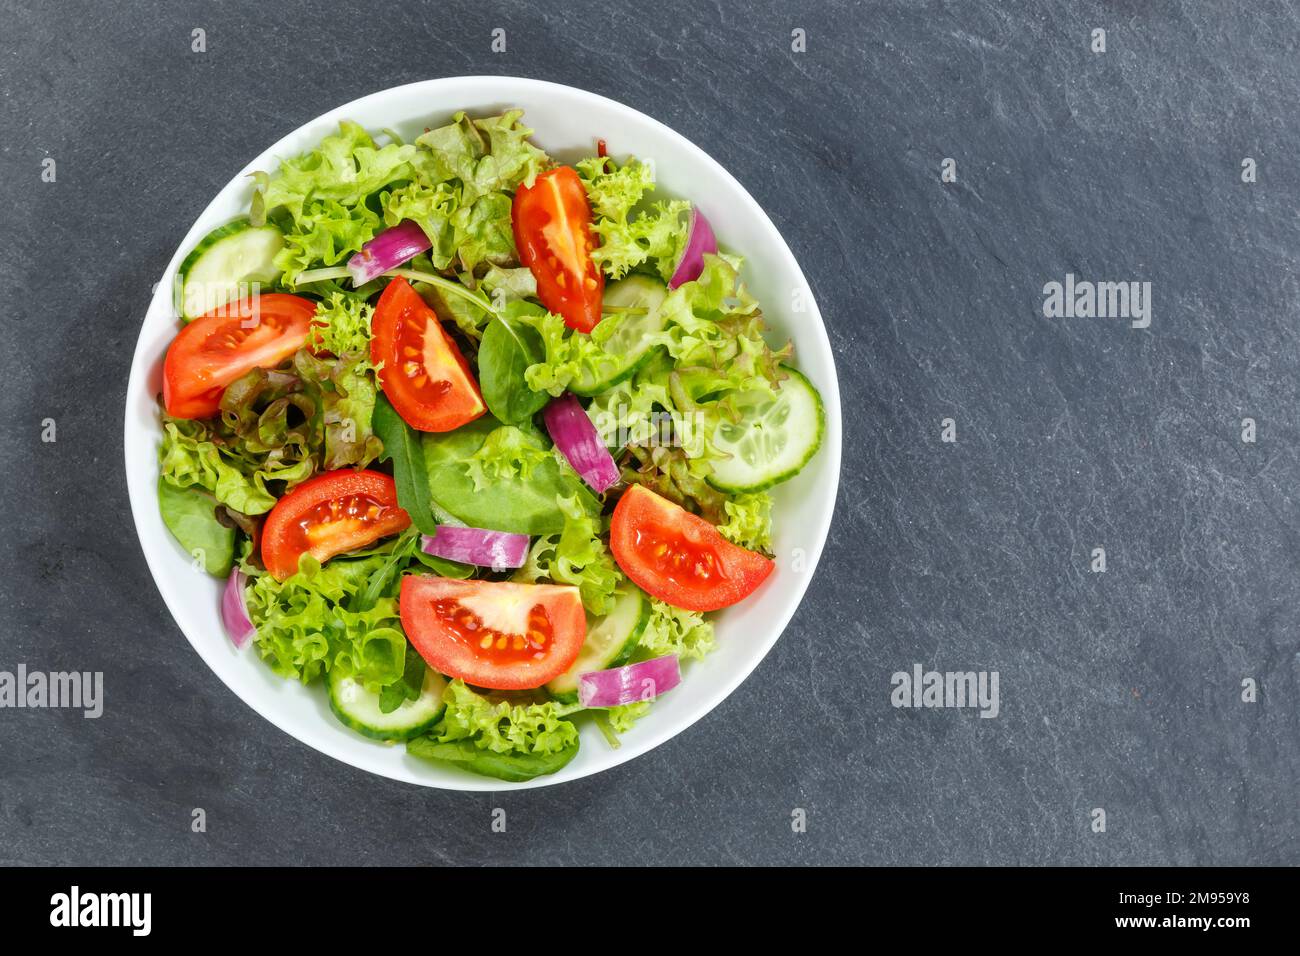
[
  {"xmin": 706, "ymin": 366, "xmax": 825, "ymax": 493},
  {"xmin": 328, "ymin": 667, "xmax": 448, "ymax": 741},
  {"xmin": 178, "ymin": 219, "xmax": 285, "ymax": 320},
  {"xmin": 547, "ymin": 585, "xmax": 650, "ymax": 701},
  {"xmin": 570, "ymin": 276, "xmax": 669, "ymax": 396}
]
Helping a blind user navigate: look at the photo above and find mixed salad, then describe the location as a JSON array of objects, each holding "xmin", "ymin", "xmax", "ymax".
[{"xmin": 155, "ymin": 110, "xmax": 825, "ymax": 781}]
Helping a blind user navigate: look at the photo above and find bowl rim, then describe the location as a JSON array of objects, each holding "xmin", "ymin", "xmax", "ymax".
[{"xmin": 123, "ymin": 75, "xmax": 842, "ymax": 790}]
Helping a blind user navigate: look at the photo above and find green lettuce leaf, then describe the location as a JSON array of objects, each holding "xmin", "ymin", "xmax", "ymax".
[
  {"xmin": 477, "ymin": 308, "xmax": 550, "ymax": 425},
  {"xmin": 382, "ymin": 111, "xmax": 545, "ymax": 276},
  {"xmin": 159, "ymin": 419, "xmax": 281, "ymax": 515},
  {"xmin": 462, "ymin": 424, "xmax": 550, "ymax": 492},
  {"xmin": 636, "ymin": 600, "xmax": 715, "ymax": 662},
  {"xmin": 273, "ymin": 199, "xmax": 381, "ymax": 283},
  {"xmin": 514, "ymin": 494, "xmax": 623, "ymax": 615},
  {"xmin": 421, "ymin": 415, "xmax": 600, "ymax": 535},
  {"xmin": 244, "ymin": 553, "xmax": 406, "ymax": 690},
  {"xmin": 292, "ymin": 351, "xmax": 383, "ymax": 472},
  {"xmin": 258, "ymin": 121, "xmax": 416, "ymax": 218},
  {"xmin": 718, "ymin": 492, "xmax": 774, "ymax": 552},
  {"xmin": 157, "ymin": 477, "xmax": 236, "ymax": 576},
  {"xmin": 406, "ymin": 736, "xmax": 578, "ymax": 782},
  {"xmin": 433, "ymin": 679, "xmax": 581, "ymax": 754},
  {"xmin": 372, "ymin": 393, "xmax": 441, "ymax": 536},
  {"xmin": 413, "ymin": 110, "xmax": 546, "ymax": 203},
  {"xmin": 407, "ymin": 679, "xmax": 580, "ymax": 781},
  {"xmin": 308, "ymin": 292, "xmax": 374, "ymax": 358},
  {"xmin": 605, "ymin": 700, "xmax": 652, "ymax": 734},
  {"xmin": 254, "ymin": 121, "xmax": 418, "ymax": 284},
  {"xmin": 382, "ymin": 182, "xmax": 459, "ymax": 269},
  {"xmin": 576, "ymin": 156, "xmax": 690, "ymax": 280}
]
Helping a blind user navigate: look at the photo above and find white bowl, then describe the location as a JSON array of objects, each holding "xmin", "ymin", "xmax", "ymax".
[{"xmin": 123, "ymin": 77, "xmax": 842, "ymax": 790}]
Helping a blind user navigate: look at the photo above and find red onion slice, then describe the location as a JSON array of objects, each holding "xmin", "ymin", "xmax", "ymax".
[
  {"xmin": 667, "ymin": 206, "xmax": 718, "ymax": 289},
  {"xmin": 579, "ymin": 655, "xmax": 681, "ymax": 708},
  {"xmin": 543, "ymin": 393, "xmax": 620, "ymax": 494},
  {"xmin": 221, "ymin": 568, "xmax": 256, "ymax": 649},
  {"xmin": 347, "ymin": 221, "xmax": 432, "ymax": 286},
  {"xmin": 421, "ymin": 526, "xmax": 530, "ymax": 570}
]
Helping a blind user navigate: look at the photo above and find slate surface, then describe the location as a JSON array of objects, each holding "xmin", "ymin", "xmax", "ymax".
[{"xmin": 1, "ymin": 0, "xmax": 1297, "ymax": 865}]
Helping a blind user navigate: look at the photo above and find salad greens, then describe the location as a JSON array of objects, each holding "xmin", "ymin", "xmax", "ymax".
[
  {"xmin": 477, "ymin": 306, "xmax": 550, "ymax": 425},
  {"xmin": 421, "ymin": 415, "xmax": 600, "ymax": 534},
  {"xmin": 157, "ymin": 477, "xmax": 236, "ymax": 576},
  {"xmin": 372, "ymin": 394, "xmax": 441, "ymax": 535},
  {"xmin": 157, "ymin": 105, "xmax": 825, "ymax": 783}
]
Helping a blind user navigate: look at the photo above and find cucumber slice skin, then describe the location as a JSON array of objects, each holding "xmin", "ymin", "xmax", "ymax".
[
  {"xmin": 547, "ymin": 587, "xmax": 651, "ymax": 702},
  {"xmin": 178, "ymin": 219, "xmax": 285, "ymax": 321},
  {"xmin": 706, "ymin": 366, "xmax": 826, "ymax": 494},
  {"xmin": 328, "ymin": 668, "xmax": 448, "ymax": 742},
  {"xmin": 570, "ymin": 276, "xmax": 668, "ymax": 397}
]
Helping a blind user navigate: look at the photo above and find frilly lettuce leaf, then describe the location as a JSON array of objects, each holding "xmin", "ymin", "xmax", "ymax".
[
  {"xmin": 576, "ymin": 156, "xmax": 690, "ymax": 280},
  {"xmin": 605, "ymin": 700, "xmax": 652, "ymax": 734},
  {"xmin": 718, "ymin": 492, "xmax": 774, "ymax": 552},
  {"xmin": 252, "ymin": 121, "xmax": 417, "ymax": 284},
  {"xmin": 407, "ymin": 679, "xmax": 581, "ymax": 780},
  {"xmin": 308, "ymin": 292, "xmax": 374, "ymax": 358},
  {"xmin": 244, "ymin": 553, "xmax": 406, "ymax": 691},
  {"xmin": 461, "ymin": 424, "xmax": 550, "ymax": 492},
  {"xmin": 382, "ymin": 182, "xmax": 459, "ymax": 269},
  {"xmin": 382, "ymin": 111, "xmax": 545, "ymax": 276},
  {"xmin": 258, "ymin": 121, "xmax": 417, "ymax": 218},
  {"xmin": 159, "ymin": 418, "xmax": 283, "ymax": 515},
  {"xmin": 514, "ymin": 494, "xmax": 623, "ymax": 615},
  {"xmin": 291, "ymin": 350, "xmax": 384, "ymax": 471},
  {"xmin": 158, "ymin": 347, "xmax": 382, "ymax": 522},
  {"xmin": 273, "ymin": 199, "xmax": 381, "ymax": 283},
  {"xmin": 430, "ymin": 679, "xmax": 581, "ymax": 755},
  {"xmin": 413, "ymin": 110, "xmax": 547, "ymax": 203},
  {"xmin": 637, "ymin": 600, "xmax": 716, "ymax": 662}
]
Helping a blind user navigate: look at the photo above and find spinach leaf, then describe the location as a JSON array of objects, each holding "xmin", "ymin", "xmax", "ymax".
[
  {"xmin": 373, "ymin": 393, "xmax": 442, "ymax": 535},
  {"xmin": 157, "ymin": 477, "xmax": 236, "ymax": 576},
  {"xmin": 406, "ymin": 735, "xmax": 580, "ymax": 782},
  {"xmin": 478, "ymin": 313, "xmax": 548, "ymax": 425},
  {"xmin": 421, "ymin": 415, "xmax": 600, "ymax": 534}
]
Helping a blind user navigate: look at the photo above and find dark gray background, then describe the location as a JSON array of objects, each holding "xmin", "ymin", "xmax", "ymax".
[{"xmin": 2, "ymin": 0, "xmax": 1298, "ymax": 865}]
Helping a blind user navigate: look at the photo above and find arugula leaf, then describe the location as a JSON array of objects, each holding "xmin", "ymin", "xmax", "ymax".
[
  {"xmin": 157, "ymin": 477, "xmax": 236, "ymax": 576},
  {"xmin": 352, "ymin": 528, "xmax": 418, "ymax": 613},
  {"xmin": 478, "ymin": 308, "xmax": 549, "ymax": 425},
  {"xmin": 372, "ymin": 394, "xmax": 441, "ymax": 536},
  {"xmin": 378, "ymin": 643, "xmax": 428, "ymax": 715}
]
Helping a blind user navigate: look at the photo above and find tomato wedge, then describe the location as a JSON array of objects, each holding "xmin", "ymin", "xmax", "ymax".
[
  {"xmin": 163, "ymin": 293, "xmax": 316, "ymax": 419},
  {"xmin": 399, "ymin": 578, "xmax": 585, "ymax": 690},
  {"xmin": 370, "ymin": 277, "xmax": 486, "ymax": 432},
  {"xmin": 512, "ymin": 166, "xmax": 604, "ymax": 333},
  {"xmin": 261, "ymin": 469, "xmax": 411, "ymax": 581},
  {"xmin": 610, "ymin": 485, "xmax": 775, "ymax": 612}
]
